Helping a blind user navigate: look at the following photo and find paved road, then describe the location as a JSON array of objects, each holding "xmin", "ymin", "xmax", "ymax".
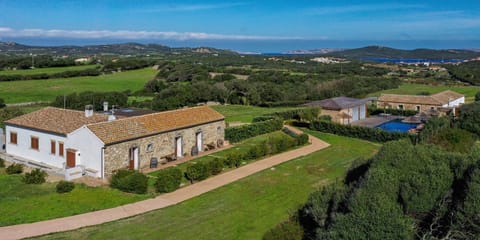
[{"xmin": 0, "ymin": 129, "xmax": 329, "ymax": 240}]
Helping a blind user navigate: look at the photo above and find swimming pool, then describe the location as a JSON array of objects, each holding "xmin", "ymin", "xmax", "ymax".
[{"xmin": 376, "ymin": 119, "xmax": 418, "ymax": 132}]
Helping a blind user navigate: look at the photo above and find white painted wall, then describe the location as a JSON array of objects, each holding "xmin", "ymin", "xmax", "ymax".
[
  {"xmin": 443, "ymin": 97, "xmax": 465, "ymax": 107},
  {"xmin": 67, "ymin": 126, "xmax": 104, "ymax": 178},
  {"xmin": 346, "ymin": 104, "xmax": 367, "ymax": 123},
  {"xmin": 5, "ymin": 125, "xmax": 67, "ymax": 168}
]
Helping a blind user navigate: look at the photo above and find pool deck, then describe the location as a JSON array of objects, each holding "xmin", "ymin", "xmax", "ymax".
[{"xmin": 351, "ymin": 115, "xmax": 401, "ymax": 128}]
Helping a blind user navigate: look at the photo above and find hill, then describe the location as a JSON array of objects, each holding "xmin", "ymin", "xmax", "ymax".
[
  {"xmin": 0, "ymin": 42, "xmax": 234, "ymax": 56},
  {"xmin": 325, "ymin": 45, "xmax": 480, "ymax": 60}
]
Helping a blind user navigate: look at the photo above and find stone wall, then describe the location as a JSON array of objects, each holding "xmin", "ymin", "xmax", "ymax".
[
  {"xmin": 103, "ymin": 120, "xmax": 225, "ymax": 177},
  {"xmin": 377, "ymin": 101, "xmax": 439, "ymax": 112}
]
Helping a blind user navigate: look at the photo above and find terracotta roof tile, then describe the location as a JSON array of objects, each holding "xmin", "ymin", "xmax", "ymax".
[
  {"xmin": 5, "ymin": 107, "xmax": 108, "ymax": 135},
  {"xmin": 378, "ymin": 90, "xmax": 464, "ymax": 106},
  {"xmin": 87, "ymin": 106, "xmax": 224, "ymax": 145}
]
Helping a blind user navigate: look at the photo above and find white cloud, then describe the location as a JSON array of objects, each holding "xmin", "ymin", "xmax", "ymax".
[{"xmin": 0, "ymin": 27, "xmax": 306, "ymax": 40}]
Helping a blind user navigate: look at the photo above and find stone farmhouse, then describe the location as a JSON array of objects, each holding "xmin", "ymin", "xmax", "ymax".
[
  {"xmin": 304, "ymin": 97, "xmax": 368, "ymax": 124},
  {"xmin": 4, "ymin": 106, "xmax": 225, "ymax": 179},
  {"xmin": 377, "ymin": 90, "xmax": 464, "ymax": 113}
]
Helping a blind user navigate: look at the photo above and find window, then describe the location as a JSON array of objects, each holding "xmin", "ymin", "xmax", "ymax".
[
  {"xmin": 146, "ymin": 143, "xmax": 153, "ymax": 153},
  {"xmin": 59, "ymin": 142, "xmax": 64, "ymax": 157},
  {"xmin": 10, "ymin": 132, "xmax": 17, "ymax": 144},
  {"xmin": 397, "ymin": 105, "xmax": 404, "ymax": 110},
  {"xmin": 31, "ymin": 136, "xmax": 39, "ymax": 150},
  {"xmin": 416, "ymin": 106, "xmax": 421, "ymax": 112},
  {"xmin": 431, "ymin": 107, "xmax": 435, "ymax": 110},
  {"xmin": 51, "ymin": 140, "xmax": 56, "ymax": 154}
]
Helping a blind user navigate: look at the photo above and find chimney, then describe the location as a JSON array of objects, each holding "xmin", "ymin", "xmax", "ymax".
[
  {"xmin": 85, "ymin": 105, "xmax": 94, "ymax": 118},
  {"xmin": 103, "ymin": 101, "xmax": 109, "ymax": 112}
]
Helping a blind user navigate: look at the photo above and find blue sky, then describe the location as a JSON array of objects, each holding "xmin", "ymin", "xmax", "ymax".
[{"xmin": 0, "ymin": 0, "xmax": 479, "ymax": 51}]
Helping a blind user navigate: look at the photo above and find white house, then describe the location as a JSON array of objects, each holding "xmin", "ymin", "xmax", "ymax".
[{"xmin": 4, "ymin": 106, "xmax": 225, "ymax": 180}]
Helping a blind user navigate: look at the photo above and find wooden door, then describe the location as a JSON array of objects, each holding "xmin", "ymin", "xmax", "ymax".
[
  {"xmin": 129, "ymin": 148, "xmax": 134, "ymax": 170},
  {"xmin": 66, "ymin": 150, "xmax": 76, "ymax": 168}
]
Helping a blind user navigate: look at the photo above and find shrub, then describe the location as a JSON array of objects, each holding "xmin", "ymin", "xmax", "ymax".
[
  {"xmin": 263, "ymin": 220, "xmax": 304, "ymax": 240},
  {"xmin": 296, "ymin": 133, "xmax": 309, "ymax": 145},
  {"xmin": 225, "ymin": 118, "xmax": 283, "ymax": 143},
  {"xmin": 185, "ymin": 162, "xmax": 210, "ymax": 183},
  {"xmin": 207, "ymin": 158, "xmax": 224, "ymax": 175},
  {"xmin": 0, "ymin": 158, "xmax": 4, "ymax": 168},
  {"xmin": 23, "ymin": 168, "xmax": 48, "ymax": 184},
  {"xmin": 252, "ymin": 115, "xmax": 275, "ymax": 123},
  {"xmin": 56, "ymin": 180, "xmax": 75, "ymax": 193},
  {"xmin": 110, "ymin": 170, "xmax": 148, "ymax": 194},
  {"xmin": 224, "ymin": 151, "xmax": 243, "ymax": 168},
  {"xmin": 310, "ymin": 120, "xmax": 410, "ymax": 143},
  {"xmin": 6, "ymin": 163, "xmax": 23, "ymax": 174},
  {"xmin": 368, "ymin": 108, "xmax": 417, "ymax": 116},
  {"xmin": 154, "ymin": 167, "xmax": 183, "ymax": 193}
]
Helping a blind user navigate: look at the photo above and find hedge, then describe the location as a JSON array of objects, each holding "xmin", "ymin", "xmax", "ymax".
[
  {"xmin": 310, "ymin": 120, "xmax": 410, "ymax": 142},
  {"xmin": 185, "ymin": 162, "xmax": 210, "ymax": 183},
  {"xmin": 225, "ymin": 118, "xmax": 283, "ymax": 143},
  {"xmin": 110, "ymin": 170, "xmax": 148, "ymax": 194},
  {"xmin": 154, "ymin": 167, "xmax": 183, "ymax": 193},
  {"xmin": 23, "ymin": 169, "xmax": 48, "ymax": 184}
]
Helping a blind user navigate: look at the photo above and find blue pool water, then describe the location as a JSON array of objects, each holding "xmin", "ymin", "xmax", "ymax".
[{"xmin": 376, "ymin": 120, "xmax": 418, "ymax": 132}]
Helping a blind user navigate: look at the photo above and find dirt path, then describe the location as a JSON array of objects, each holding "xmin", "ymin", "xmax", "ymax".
[{"xmin": 0, "ymin": 130, "xmax": 329, "ymax": 240}]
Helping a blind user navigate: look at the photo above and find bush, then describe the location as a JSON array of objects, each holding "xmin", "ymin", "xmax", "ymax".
[
  {"xmin": 185, "ymin": 162, "xmax": 210, "ymax": 183},
  {"xmin": 110, "ymin": 170, "xmax": 148, "ymax": 194},
  {"xmin": 310, "ymin": 120, "xmax": 410, "ymax": 142},
  {"xmin": 6, "ymin": 163, "xmax": 23, "ymax": 174},
  {"xmin": 368, "ymin": 107, "xmax": 418, "ymax": 116},
  {"xmin": 0, "ymin": 158, "xmax": 4, "ymax": 168},
  {"xmin": 225, "ymin": 118, "xmax": 283, "ymax": 143},
  {"xmin": 224, "ymin": 151, "xmax": 243, "ymax": 168},
  {"xmin": 263, "ymin": 220, "xmax": 304, "ymax": 240},
  {"xmin": 23, "ymin": 168, "xmax": 48, "ymax": 184},
  {"xmin": 207, "ymin": 158, "xmax": 224, "ymax": 175},
  {"xmin": 154, "ymin": 167, "xmax": 183, "ymax": 193},
  {"xmin": 56, "ymin": 180, "xmax": 75, "ymax": 193}
]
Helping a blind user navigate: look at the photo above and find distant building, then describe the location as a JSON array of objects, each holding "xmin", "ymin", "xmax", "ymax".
[
  {"xmin": 377, "ymin": 90, "xmax": 465, "ymax": 113},
  {"xmin": 4, "ymin": 106, "xmax": 225, "ymax": 180},
  {"xmin": 304, "ymin": 97, "xmax": 368, "ymax": 124},
  {"xmin": 74, "ymin": 57, "xmax": 90, "ymax": 63}
]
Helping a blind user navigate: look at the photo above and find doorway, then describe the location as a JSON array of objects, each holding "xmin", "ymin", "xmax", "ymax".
[
  {"xmin": 196, "ymin": 131, "xmax": 203, "ymax": 152},
  {"xmin": 175, "ymin": 136, "xmax": 183, "ymax": 158},
  {"xmin": 129, "ymin": 147, "xmax": 139, "ymax": 170}
]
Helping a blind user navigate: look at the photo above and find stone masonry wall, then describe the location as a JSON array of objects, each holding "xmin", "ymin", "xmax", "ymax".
[{"xmin": 103, "ymin": 120, "xmax": 225, "ymax": 177}]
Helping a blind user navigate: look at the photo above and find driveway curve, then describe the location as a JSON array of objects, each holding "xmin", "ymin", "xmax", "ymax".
[{"xmin": 0, "ymin": 128, "xmax": 329, "ymax": 240}]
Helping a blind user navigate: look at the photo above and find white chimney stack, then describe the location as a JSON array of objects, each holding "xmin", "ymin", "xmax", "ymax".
[
  {"xmin": 103, "ymin": 101, "xmax": 109, "ymax": 112},
  {"xmin": 85, "ymin": 105, "xmax": 94, "ymax": 118}
]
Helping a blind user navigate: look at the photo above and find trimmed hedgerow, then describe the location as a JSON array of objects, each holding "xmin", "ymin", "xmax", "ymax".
[
  {"xmin": 185, "ymin": 162, "xmax": 210, "ymax": 183},
  {"xmin": 154, "ymin": 167, "xmax": 183, "ymax": 193},
  {"xmin": 110, "ymin": 170, "xmax": 148, "ymax": 194},
  {"xmin": 310, "ymin": 120, "xmax": 410, "ymax": 143},
  {"xmin": 6, "ymin": 163, "xmax": 24, "ymax": 174},
  {"xmin": 225, "ymin": 118, "xmax": 283, "ymax": 143},
  {"xmin": 207, "ymin": 158, "xmax": 224, "ymax": 175},
  {"xmin": 56, "ymin": 180, "xmax": 75, "ymax": 193},
  {"xmin": 23, "ymin": 169, "xmax": 48, "ymax": 184}
]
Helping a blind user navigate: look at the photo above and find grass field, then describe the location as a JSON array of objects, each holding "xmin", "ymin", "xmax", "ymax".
[
  {"xmin": 211, "ymin": 105, "xmax": 301, "ymax": 123},
  {"xmin": 0, "ymin": 65, "xmax": 99, "ymax": 76},
  {"xmin": 0, "ymin": 170, "xmax": 151, "ymax": 226},
  {"xmin": 0, "ymin": 68, "xmax": 157, "ymax": 104},
  {"xmin": 34, "ymin": 132, "xmax": 379, "ymax": 240},
  {"xmin": 369, "ymin": 83, "xmax": 480, "ymax": 102}
]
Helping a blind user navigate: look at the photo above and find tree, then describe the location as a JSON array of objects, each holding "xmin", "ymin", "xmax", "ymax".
[{"xmin": 457, "ymin": 102, "xmax": 480, "ymax": 136}]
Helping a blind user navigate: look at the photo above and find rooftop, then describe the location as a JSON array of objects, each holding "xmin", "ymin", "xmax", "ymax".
[
  {"xmin": 378, "ymin": 90, "xmax": 464, "ymax": 106},
  {"xmin": 5, "ymin": 107, "xmax": 108, "ymax": 135},
  {"xmin": 87, "ymin": 105, "xmax": 224, "ymax": 145},
  {"xmin": 303, "ymin": 97, "xmax": 368, "ymax": 110}
]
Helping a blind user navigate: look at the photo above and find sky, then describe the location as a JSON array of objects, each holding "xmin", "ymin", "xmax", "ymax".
[{"xmin": 0, "ymin": 0, "xmax": 479, "ymax": 52}]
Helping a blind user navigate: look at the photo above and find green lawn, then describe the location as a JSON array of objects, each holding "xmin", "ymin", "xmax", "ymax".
[
  {"xmin": 0, "ymin": 68, "xmax": 157, "ymax": 103},
  {"xmin": 0, "ymin": 172, "xmax": 151, "ymax": 226},
  {"xmin": 34, "ymin": 132, "xmax": 379, "ymax": 240},
  {"xmin": 0, "ymin": 65, "xmax": 99, "ymax": 76},
  {"xmin": 211, "ymin": 105, "xmax": 301, "ymax": 123},
  {"xmin": 369, "ymin": 83, "xmax": 480, "ymax": 103}
]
